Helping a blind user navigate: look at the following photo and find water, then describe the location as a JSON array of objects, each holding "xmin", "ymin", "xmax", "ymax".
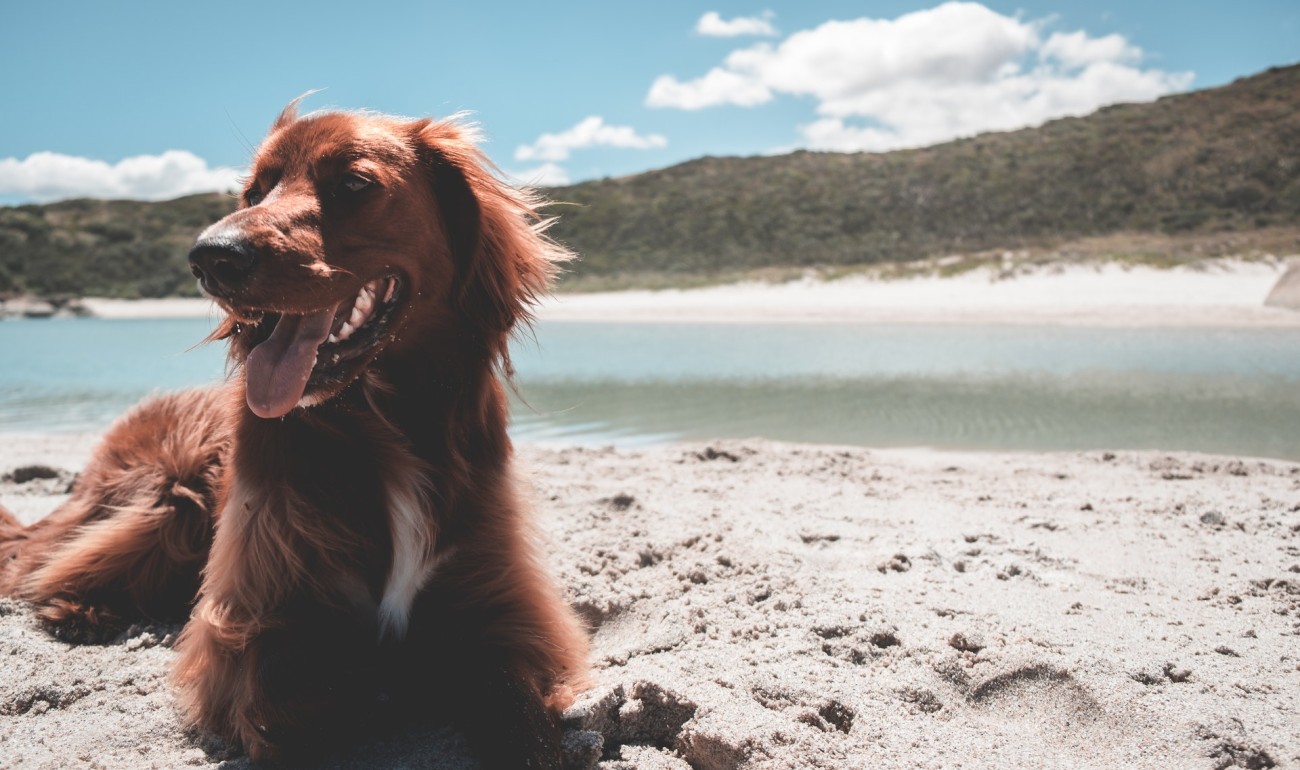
[
  {"xmin": 0, "ymin": 318, "xmax": 228, "ymax": 432},
  {"xmin": 2, "ymin": 317, "xmax": 1299, "ymax": 459}
]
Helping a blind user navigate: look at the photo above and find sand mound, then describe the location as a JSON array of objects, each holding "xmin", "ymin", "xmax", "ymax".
[
  {"xmin": 2, "ymin": 437, "xmax": 1297, "ymax": 768},
  {"xmin": 1265, "ymin": 259, "xmax": 1300, "ymax": 311}
]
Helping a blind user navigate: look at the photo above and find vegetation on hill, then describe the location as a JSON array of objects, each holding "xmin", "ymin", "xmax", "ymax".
[
  {"xmin": 546, "ymin": 64, "xmax": 1300, "ymax": 279},
  {"xmin": 1, "ymin": 64, "xmax": 1297, "ymax": 298},
  {"xmin": 0, "ymin": 194, "xmax": 234, "ymax": 298}
]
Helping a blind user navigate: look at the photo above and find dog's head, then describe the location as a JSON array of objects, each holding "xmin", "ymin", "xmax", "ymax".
[{"xmin": 190, "ymin": 100, "xmax": 569, "ymax": 419}]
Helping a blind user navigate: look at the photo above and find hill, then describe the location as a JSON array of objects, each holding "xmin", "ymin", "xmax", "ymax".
[
  {"xmin": 546, "ymin": 64, "xmax": 1300, "ymax": 279},
  {"xmin": 1, "ymin": 64, "xmax": 1297, "ymax": 298},
  {"xmin": 0, "ymin": 194, "xmax": 232, "ymax": 298}
]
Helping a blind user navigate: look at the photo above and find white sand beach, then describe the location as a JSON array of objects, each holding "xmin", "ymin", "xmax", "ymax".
[
  {"xmin": 78, "ymin": 297, "xmax": 223, "ymax": 320},
  {"xmin": 540, "ymin": 259, "xmax": 1299, "ymax": 327},
  {"xmin": 72, "ymin": 258, "xmax": 1300, "ymax": 327},
  {"xmin": 1, "ymin": 435, "xmax": 1297, "ymax": 769}
]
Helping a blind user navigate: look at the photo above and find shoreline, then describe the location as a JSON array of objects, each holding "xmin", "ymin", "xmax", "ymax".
[
  {"xmin": 2, "ymin": 435, "xmax": 1297, "ymax": 768},
  {"xmin": 19, "ymin": 258, "xmax": 1295, "ymax": 327}
]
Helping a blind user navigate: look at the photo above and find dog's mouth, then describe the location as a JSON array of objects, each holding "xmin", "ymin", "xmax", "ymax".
[{"xmin": 241, "ymin": 275, "xmax": 402, "ymax": 419}]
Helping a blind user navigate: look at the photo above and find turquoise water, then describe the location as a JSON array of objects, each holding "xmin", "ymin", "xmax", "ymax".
[
  {"xmin": 0, "ymin": 318, "xmax": 228, "ymax": 432},
  {"xmin": 2, "ymin": 317, "xmax": 1299, "ymax": 459}
]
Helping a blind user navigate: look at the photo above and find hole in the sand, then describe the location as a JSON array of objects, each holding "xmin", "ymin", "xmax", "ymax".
[
  {"xmin": 869, "ymin": 631, "xmax": 900, "ymax": 648},
  {"xmin": 604, "ymin": 493, "xmax": 636, "ymax": 511},
  {"xmin": 637, "ymin": 549, "xmax": 663, "ymax": 568},
  {"xmin": 1197, "ymin": 727, "xmax": 1278, "ymax": 769},
  {"xmin": 968, "ymin": 665, "xmax": 1103, "ymax": 732},
  {"xmin": 570, "ymin": 598, "xmax": 624, "ymax": 630},
  {"xmin": 971, "ymin": 664, "xmax": 1074, "ymax": 701},
  {"xmin": 818, "ymin": 700, "xmax": 855, "ymax": 732},
  {"xmin": 695, "ymin": 447, "xmax": 740, "ymax": 462},
  {"xmin": 877, "ymin": 554, "xmax": 911, "ymax": 573},
  {"xmin": 948, "ymin": 631, "xmax": 984, "ymax": 653},
  {"xmin": 898, "ymin": 688, "xmax": 943, "ymax": 714},
  {"xmin": 564, "ymin": 681, "xmax": 698, "ymax": 762},
  {"xmin": 1130, "ymin": 669, "xmax": 1165, "ymax": 686},
  {"xmin": 3, "ymin": 464, "xmax": 65, "ymax": 484},
  {"xmin": 1200, "ymin": 510, "xmax": 1227, "ymax": 527},
  {"xmin": 813, "ymin": 624, "xmax": 852, "ymax": 640}
]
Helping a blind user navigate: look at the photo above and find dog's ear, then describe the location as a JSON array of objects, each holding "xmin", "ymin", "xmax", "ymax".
[{"xmin": 410, "ymin": 118, "xmax": 572, "ymax": 369}]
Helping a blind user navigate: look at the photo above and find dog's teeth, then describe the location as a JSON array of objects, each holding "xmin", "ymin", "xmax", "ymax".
[
  {"xmin": 337, "ymin": 321, "xmax": 355, "ymax": 341},
  {"xmin": 328, "ymin": 333, "xmax": 339, "ymax": 344},
  {"xmin": 383, "ymin": 279, "xmax": 396, "ymax": 303},
  {"xmin": 356, "ymin": 290, "xmax": 373, "ymax": 313},
  {"xmin": 348, "ymin": 305, "xmax": 366, "ymax": 327}
]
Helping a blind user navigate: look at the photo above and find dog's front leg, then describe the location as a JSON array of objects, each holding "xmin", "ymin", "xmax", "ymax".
[
  {"xmin": 175, "ymin": 598, "xmax": 379, "ymax": 763},
  {"xmin": 173, "ymin": 599, "xmax": 272, "ymax": 760},
  {"xmin": 398, "ymin": 597, "xmax": 575, "ymax": 769},
  {"xmin": 461, "ymin": 662, "xmax": 566, "ymax": 770}
]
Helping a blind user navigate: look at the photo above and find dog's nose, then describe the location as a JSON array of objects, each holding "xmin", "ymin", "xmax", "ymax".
[{"xmin": 188, "ymin": 235, "xmax": 257, "ymax": 295}]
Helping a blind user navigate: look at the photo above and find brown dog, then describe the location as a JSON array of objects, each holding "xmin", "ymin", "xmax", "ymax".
[{"xmin": 0, "ymin": 101, "xmax": 588, "ymax": 767}]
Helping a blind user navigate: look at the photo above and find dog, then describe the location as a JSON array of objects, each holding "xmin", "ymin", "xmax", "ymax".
[{"xmin": 0, "ymin": 99, "xmax": 588, "ymax": 767}]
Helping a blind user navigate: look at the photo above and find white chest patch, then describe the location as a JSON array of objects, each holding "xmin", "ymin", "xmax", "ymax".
[{"xmin": 377, "ymin": 471, "xmax": 442, "ymax": 639}]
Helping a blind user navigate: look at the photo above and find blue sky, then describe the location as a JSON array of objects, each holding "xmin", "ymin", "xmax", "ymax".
[{"xmin": 1, "ymin": 1, "xmax": 1296, "ymax": 203}]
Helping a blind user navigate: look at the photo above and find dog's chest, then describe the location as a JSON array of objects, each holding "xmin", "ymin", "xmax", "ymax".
[
  {"xmin": 222, "ymin": 421, "xmax": 443, "ymax": 639},
  {"xmin": 376, "ymin": 461, "xmax": 444, "ymax": 639}
]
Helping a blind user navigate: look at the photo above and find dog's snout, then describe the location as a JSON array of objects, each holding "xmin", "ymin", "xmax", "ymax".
[{"xmin": 188, "ymin": 235, "xmax": 257, "ymax": 295}]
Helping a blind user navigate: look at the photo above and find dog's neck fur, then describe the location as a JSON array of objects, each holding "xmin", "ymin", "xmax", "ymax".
[
  {"xmin": 365, "ymin": 339, "xmax": 513, "ymax": 474},
  {"xmin": 217, "ymin": 335, "xmax": 510, "ymax": 636}
]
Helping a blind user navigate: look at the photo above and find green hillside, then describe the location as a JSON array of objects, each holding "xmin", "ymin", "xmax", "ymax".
[
  {"xmin": 546, "ymin": 64, "xmax": 1300, "ymax": 278},
  {"xmin": 0, "ymin": 194, "xmax": 233, "ymax": 298},
  {"xmin": 1, "ymin": 64, "xmax": 1297, "ymax": 298}
]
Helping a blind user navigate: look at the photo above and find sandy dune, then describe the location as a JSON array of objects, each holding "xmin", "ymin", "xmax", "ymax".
[{"xmin": 2, "ymin": 435, "xmax": 1297, "ymax": 769}]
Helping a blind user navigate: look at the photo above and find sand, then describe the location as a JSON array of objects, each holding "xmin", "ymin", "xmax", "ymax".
[
  {"xmin": 1266, "ymin": 260, "xmax": 1300, "ymax": 310},
  {"xmin": 2, "ymin": 434, "xmax": 1297, "ymax": 769},
  {"xmin": 74, "ymin": 259, "xmax": 1300, "ymax": 327},
  {"xmin": 77, "ymin": 298, "xmax": 221, "ymax": 320},
  {"xmin": 540, "ymin": 260, "xmax": 1300, "ymax": 327}
]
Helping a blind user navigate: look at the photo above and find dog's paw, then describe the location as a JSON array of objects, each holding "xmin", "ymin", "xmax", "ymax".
[{"xmin": 37, "ymin": 598, "xmax": 127, "ymax": 644}]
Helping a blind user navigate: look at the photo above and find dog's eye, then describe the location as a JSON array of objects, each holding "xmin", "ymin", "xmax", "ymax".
[
  {"xmin": 245, "ymin": 187, "xmax": 265, "ymax": 206},
  {"xmin": 340, "ymin": 174, "xmax": 372, "ymax": 194}
]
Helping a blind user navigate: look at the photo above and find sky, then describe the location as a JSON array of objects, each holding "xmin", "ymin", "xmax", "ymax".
[{"xmin": 0, "ymin": 1, "xmax": 1296, "ymax": 204}]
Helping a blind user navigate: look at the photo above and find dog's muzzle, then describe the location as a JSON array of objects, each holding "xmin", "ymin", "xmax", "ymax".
[{"xmin": 189, "ymin": 233, "xmax": 257, "ymax": 298}]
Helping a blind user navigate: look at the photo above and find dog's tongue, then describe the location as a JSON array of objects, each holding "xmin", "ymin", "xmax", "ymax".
[{"xmin": 244, "ymin": 305, "xmax": 338, "ymax": 419}]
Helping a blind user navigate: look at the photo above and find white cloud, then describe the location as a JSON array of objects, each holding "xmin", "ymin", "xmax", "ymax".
[
  {"xmin": 647, "ymin": 1, "xmax": 1193, "ymax": 152},
  {"xmin": 799, "ymin": 119, "xmax": 901, "ymax": 153},
  {"xmin": 647, "ymin": 66, "xmax": 774, "ymax": 109},
  {"xmin": 0, "ymin": 150, "xmax": 242, "ymax": 203},
  {"xmin": 506, "ymin": 162, "xmax": 571, "ymax": 187},
  {"xmin": 696, "ymin": 10, "xmax": 777, "ymax": 37},
  {"xmin": 1039, "ymin": 30, "xmax": 1140, "ymax": 69},
  {"xmin": 515, "ymin": 116, "xmax": 667, "ymax": 162}
]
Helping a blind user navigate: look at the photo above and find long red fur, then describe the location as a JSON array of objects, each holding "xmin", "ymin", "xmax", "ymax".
[{"xmin": 0, "ymin": 104, "xmax": 587, "ymax": 766}]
